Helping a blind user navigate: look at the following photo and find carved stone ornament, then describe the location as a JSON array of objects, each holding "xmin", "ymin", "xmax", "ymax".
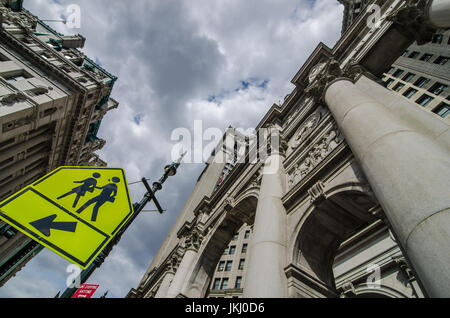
[
  {"xmin": 224, "ymin": 196, "xmax": 235, "ymax": 210},
  {"xmin": 392, "ymin": 256, "xmax": 415, "ymax": 281},
  {"xmin": 305, "ymin": 58, "xmax": 343, "ymax": 100},
  {"xmin": 387, "ymin": 0, "xmax": 436, "ymax": 45},
  {"xmin": 340, "ymin": 282, "xmax": 357, "ymax": 298},
  {"xmin": 305, "ymin": 58, "xmax": 375, "ymax": 101},
  {"xmin": 167, "ymin": 253, "xmax": 181, "ymax": 273},
  {"xmin": 265, "ymin": 125, "xmax": 288, "ymax": 156},
  {"xmin": 184, "ymin": 226, "xmax": 204, "ymax": 252},
  {"xmin": 250, "ymin": 170, "xmax": 263, "ymax": 188},
  {"xmin": 0, "ymin": 92, "xmax": 28, "ymax": 106},
  {"xmin": 288, "ymin": 124, "xmax": 344, "ymax": 189},
  {"xmin": 288, "ymin": 112, "xmax": 321, "ymax": 151},
  {"xmin": 308, "ymin": 180, "xmax": 326, "ymax": 205},
  {"xmin": 308, "ymin": 62, "xmax": 327, "ymax": 84}
]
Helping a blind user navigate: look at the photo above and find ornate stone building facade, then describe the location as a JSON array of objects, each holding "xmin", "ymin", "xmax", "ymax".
[
  {"xmin": 128, "ymin": 0, "xmax": 450, "ymax": 298},
  {"xmin": 0, "ymin": 2, "xmax": 118, "ymax": 286}
]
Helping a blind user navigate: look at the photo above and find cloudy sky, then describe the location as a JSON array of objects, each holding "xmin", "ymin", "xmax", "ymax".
[{"xmin": 0, "ymin": 0, "xmax": 343, "ymax": 298}]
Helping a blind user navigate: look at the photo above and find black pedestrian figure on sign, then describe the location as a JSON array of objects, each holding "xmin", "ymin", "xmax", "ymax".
[
  {"xmin": 57, "ymin": 173, "xmax": 101, "ymax": 208},
  {"xmin": 76, "ymin": 177, "xmax": 120, "ymax": 222}
]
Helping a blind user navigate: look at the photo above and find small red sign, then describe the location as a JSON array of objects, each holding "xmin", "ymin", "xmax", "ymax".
[{"xmin": 72, "ymin": 284, "xmax": 100, "ymax": 298}]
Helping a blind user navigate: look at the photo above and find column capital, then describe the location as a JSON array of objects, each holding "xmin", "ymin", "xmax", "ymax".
[
  {"xmin": 183, "ymin": 225, "xmax": 205, "ymax": 252},
  {"xmin": 387, "ymin": 0, "xmax": 437, "ymax": 45},
  {"xmin": 305, "ymin": 58, "xmax": 376, "ymax": 102},
  {"xmin": 265, "ymin": 124, "xmax": 288, "ymax": 157},
  {"xmin": 166, "ymin": 252, "xmax": 182, "ymax": 274}
]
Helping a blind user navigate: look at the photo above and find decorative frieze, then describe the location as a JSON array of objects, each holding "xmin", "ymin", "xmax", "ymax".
[
  {"xmin": 287, "ymin": 124, "xmax": 344, "ymax": 189},
  {"xmin": 287, "ymin": 112, "xmax": 321, "ymax": 155}
]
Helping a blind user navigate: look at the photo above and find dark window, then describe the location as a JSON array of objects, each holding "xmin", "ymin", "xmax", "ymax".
[
  {"xmin": 242, "ymin": 244, "xmax": 248, "ymax": 253},
  {"xmin": 403, "ymin": 88, "xmax": 418, "ymax": 98},
  {"xmin": 414, "ymin": 77, "xmax": 430, "ymax": 88},
  {"xmin": 4, "ymin": 74, "xmax": 26, "ymax": 83},
  {"xmin": 244, "ymin": 230, "xmax": 250, "ymax": 239},
  {"xmin": 0, "ymin": 156, "xmax": 14, "ymax": 168},
  {"xmin": 225, "ymin": 261, "xmax": 232, "ymax": 271},
  {"xmin": 213, "ymin": 278, "xmax": 221, "ymax": 290},
  {"xmin": 402, "ymin": 73, "xmax": 415, "ymax": 82},
  {"xmin": 385, "ymin": 78, "xmax": 394, "ymax": 87},
  {"xmin": 235, "ymin": 277, "xmax": 242, "ymax": 289},
  {"xmin": 392, "ymin": 83, "xmax": 405, "ymax": 92},
  {"xmin": 432, "ymin": 34, "xmax": 443, "ymax": 44},
  {"xmin": 40, "ymin": 107, "xmax": 57, "ymax": 118},
  {"xmin": 392, "ymin": 69, "xmax": 404, "ymax": 78},
  {"xmin": 223, "ymin": 247, "xmax": 229, "ymax": 255},
  {"xmin": 416, "ymin": 94, "xmax": 434, "ymax": 107},
  {"xmin": 429, "ymin": 82, "xmax": 448, "ymax": 96},
  {"xmin": 434, "ymin": 56, "xmax": 449, "ymax": 65},
  {"xmin": 239, "ymin": 259, "xmax": 245, "ymax": 270},
  {"xmin": 0, "ymin": 137, "xmax": 15, "ymax": 149},
  {"xmin": 218, "ymin": 261, "xmax": 225, "ymax": 271},
  {"xmin": 232, "ymin": 234, "xmax": 238, "ymax": 241},
  {"xmin": 408, "ymin": 51, "xmax": 420, "ymax": 59},
  {"xmin": 432, "ymin": 102, "xmax": 450, "ymax": 118},
  {"xmin": 419, "ymin": 53, "xmax": 433, "ymax": 62},
  {"xmin": 0, "ymin": 174, "xmax": 13, "ymax": 185},
  {"xmin": 220, "ymin": 278, "xmax": 229, "ymax": 290},
  {"xmin": 229, "ymin": 246, "xmax": 236, "ymax": 255}
]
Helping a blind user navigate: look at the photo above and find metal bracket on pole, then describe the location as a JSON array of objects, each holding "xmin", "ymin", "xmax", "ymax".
[{"xmin": 141, "ymin": 178, "xmax": 164, "ymax": 214}]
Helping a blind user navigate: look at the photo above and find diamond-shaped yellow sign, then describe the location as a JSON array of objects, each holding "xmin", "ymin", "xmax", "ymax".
[{"xmin": 0, "ymin": 167, "xmax": 134, "ymax": 269}]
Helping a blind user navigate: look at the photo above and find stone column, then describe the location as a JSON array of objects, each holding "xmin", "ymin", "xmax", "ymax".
[
  {"xmin": 312, "ymin": 60, "xmax": 450, "ymax": 297},
  {"xmin": 165, "ymin": 228, "xmax": 203, "ymax": 298},
  {"xmin": 154, "ymin": 255, "xmax": 180, "ymax": 298},
  {"xmin": 155, "ymin": 271, "xmax": 176, "ymax": 298},
  {"xmin": 243, "ymin": 126, "xmax": 288, "ymax": 298},
  {"xmin": 427, "ymin": 0, "xmax": 450, "ymax": 28}
]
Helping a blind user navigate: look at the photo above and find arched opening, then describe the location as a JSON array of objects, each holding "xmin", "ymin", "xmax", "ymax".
[
  {"xmin": 293, "ymin": 189, "xmax": 378, "ymax": 294},
  {"xmin": 183, "ymin": 195, "xmax": 258, "ymax": 298}
]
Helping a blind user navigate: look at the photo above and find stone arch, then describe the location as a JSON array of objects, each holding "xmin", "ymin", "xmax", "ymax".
[
  {"xmin": 183, "ymin": 195, "xmax": 258, "ymax": 298},
  {"xmin": 292, "ymin": 186, "xmax": 379, "ymax": 293},
  {"xmin": 234, "ymin": 186, "xmax": 260, "ymax": 208},
  {"xmin": 353, "ymin": 284, "xmax": 409, "ymax": 298}
]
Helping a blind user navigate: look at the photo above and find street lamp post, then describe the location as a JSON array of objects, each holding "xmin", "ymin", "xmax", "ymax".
[{"xmin": 59, "ymin": 153, "xmax": 186, "ymax": 298}]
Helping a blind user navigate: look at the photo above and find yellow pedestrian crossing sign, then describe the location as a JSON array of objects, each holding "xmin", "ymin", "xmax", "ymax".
[{"xmin": 0, "ymin": 167, "xmax": 134, "ymax": 269}]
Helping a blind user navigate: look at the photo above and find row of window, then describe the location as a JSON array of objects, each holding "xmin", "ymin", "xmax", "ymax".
[
  {"xmin": 223, "ymin": 243, "xmax": 248, "ymax": 255},
  {"xmin": 218, "ymin": 259, "xmax": 246, "ymax": 272},
  {"xmin": 401, "ymin": 50, "xmax": 449, "ymax": 65},
  {"xmin": 384, "ymin": 69, "xmax": 450, "ymax": 117},
  {"xmin": 213, "ymin": 276, "xmax": 242, "ymax": 290},
  {"xmin": 387, "ymin": 69, "xmax": 448, "ymax": 94},
  {"xmin": 232, "ymin": 230, "xmax": 251, "ymax": 241}
]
